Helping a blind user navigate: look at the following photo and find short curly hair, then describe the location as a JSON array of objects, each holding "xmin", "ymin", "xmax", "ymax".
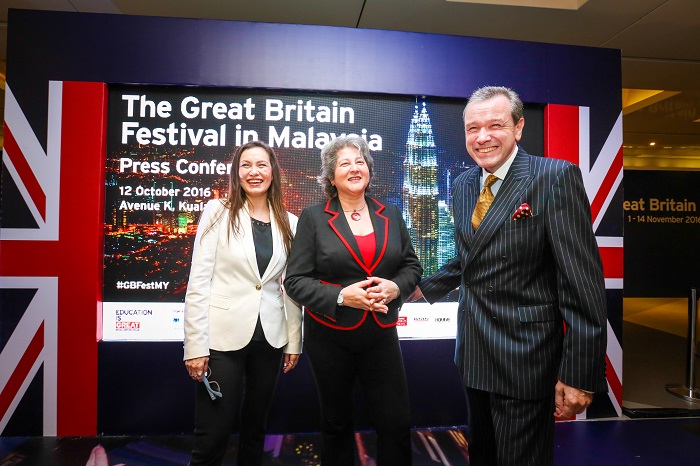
[{"xmin": 317, "ymin": 135, "xmax": 374, "ymax": 198}]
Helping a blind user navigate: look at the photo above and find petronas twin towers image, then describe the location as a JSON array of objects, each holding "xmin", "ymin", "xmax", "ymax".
[{"xmin": 402, "ymin": 101, "xmax": 457, "ymax": 276}]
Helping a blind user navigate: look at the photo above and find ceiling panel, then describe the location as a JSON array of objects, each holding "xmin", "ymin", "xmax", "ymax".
[
  {"xmin": 602, "ymin": 0, "xmax": 700, "ymax": 61},
  {"xmin": 1, "ymin": 1, "xmax": 75, "ymax": 21},
  {"xmin": 624, "ymin": 90, "xmax": 700, "ymax": 138},
  {"xmin": 358, "ymin": 0, "xmax": 667, "ymax": 48},
  {"xmin": 68, "ymin": 0, "xmax": 365, "ymax": 27}
]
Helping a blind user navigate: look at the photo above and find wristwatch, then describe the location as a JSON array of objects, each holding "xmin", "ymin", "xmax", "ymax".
[{"xmin": 336, "ymin": 290, "xmax": 344, "ymax": 306}]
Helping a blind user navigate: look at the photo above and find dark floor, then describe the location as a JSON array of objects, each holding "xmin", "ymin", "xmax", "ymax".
[{"xmin": 2, "ymin": 418, "xmax": 700, "ymax": 465}]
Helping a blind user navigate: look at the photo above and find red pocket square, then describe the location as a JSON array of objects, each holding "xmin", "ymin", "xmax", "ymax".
[{"xmin": 512, "ymin": 203, "xmax": 532, "ymax": 220}]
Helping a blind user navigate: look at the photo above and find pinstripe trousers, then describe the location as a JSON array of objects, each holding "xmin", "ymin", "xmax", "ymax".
[{"xmin": 465, "ymin": 387, "xmax": 555, "ymax": 466}]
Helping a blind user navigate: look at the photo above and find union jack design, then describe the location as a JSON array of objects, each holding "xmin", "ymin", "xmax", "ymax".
[
  {"xmin": 0, "ymin": 277, "xmax": 58, "ymax": 435},
  {"xmin": 0, "ymin": 81, "xmax": 107, "ymax": 435},
  {"xmin": 2, "ymin": 82, "xmax": 62, "ymax": 238},
  {"xmin": 545, "ymin": 104, "xmax": 624, "ymax": 418}
]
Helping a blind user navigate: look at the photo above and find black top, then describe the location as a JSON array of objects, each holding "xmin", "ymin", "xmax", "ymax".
[{"xmin": 251, "ymin": 217, "xmax": 273, "ymax": 341}]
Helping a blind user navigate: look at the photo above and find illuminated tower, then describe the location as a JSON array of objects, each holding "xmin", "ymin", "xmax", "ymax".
[
  {"xmin": 447, "ymin": 162, "xmax": 471, "ymax": 208},
  {"xmin": 403, "ymin": 101, "xmax": 439, "ymax": 276},
  {"xmin": 437, "ymin": 200, "xmax": 455, "ymax": 267},
  {"xmin": 437, "ymin": 163, "xmax": 471, "ymax": 267}
]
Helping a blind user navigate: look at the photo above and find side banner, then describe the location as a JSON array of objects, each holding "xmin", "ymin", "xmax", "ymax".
[
  {"xmin": 0, "ymin": 81, "xmax": 107, "ymax": 435},
  {"xmin": 545, "ymin": 104, "xmax": 624, "ymax": 418},
  {"xmin": 624, "ymin": 170, "xmax": 700, "ymax": 297}
]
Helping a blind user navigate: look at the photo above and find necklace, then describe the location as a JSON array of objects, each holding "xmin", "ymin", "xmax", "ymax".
[{"xmin": 342, "ymin": 203, "xmax": 366, "ymax": 221}]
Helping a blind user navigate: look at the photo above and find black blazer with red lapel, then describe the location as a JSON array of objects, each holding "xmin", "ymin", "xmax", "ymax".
[
  {"xmin": 420, "ymin": 148, "xmax": 607, "ymax": 400},
  {"xmin": 284, "ymin": 196, "xmax": 422, "ymax": 330}
]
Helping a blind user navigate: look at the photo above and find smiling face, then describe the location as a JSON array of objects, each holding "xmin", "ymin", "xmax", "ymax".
[
  {"xmin": 238, "ymin": 146, "xmax": 272, "ymax": 200},
  {"xmin": 464, "ymin": 94, "xmax": 524, "ymax": 173},
  {"xmin": 332, "ymin": 146, "xmax": 370, "ymax": 197}
]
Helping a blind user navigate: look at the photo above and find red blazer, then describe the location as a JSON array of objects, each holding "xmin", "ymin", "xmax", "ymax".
[{"xmin": 284, "ymin": 196, "xmax": 422, "ymax": 330}]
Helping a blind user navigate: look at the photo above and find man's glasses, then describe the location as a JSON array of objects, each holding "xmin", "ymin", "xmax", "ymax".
[{"xmin": 203, "ymin": 368, "xmax": 222, "ymax": 401}]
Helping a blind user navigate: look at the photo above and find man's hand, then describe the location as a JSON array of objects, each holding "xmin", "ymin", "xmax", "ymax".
[
  {"xmin": 407, "ymin": 286, "xmax": 424, "ymax": 302},
  {"xmin": 554, "ymin": 380, "xmax": 593, "ymax": 419}
]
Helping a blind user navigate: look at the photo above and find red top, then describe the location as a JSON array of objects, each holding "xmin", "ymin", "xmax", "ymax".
[{"xmin": 354, "ymin": 232, "xmax": 376, "ymax": 267}]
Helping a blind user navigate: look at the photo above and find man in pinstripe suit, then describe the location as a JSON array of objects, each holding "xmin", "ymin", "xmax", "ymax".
[{"xmin": 412, "ymin": 86, "xmax": 607, "ymax": 466}]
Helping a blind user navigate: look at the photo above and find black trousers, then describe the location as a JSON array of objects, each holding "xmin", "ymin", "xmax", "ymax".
[
  {"xmin": 465, "ymin": 386, "xmax": 555, "ymax": 466},
  {"xmin": 190, "ymin": 341, "xmax": 283, "ymax": 466},
  {"xmin": 304, "ymin": 316, "xmax": 412, "ymax": 466}
]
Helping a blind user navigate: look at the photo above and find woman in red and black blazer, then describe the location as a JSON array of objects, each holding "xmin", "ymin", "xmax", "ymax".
[{"xmin": 284, "ymin": 135, "xmax": 422, "ymax": 465}]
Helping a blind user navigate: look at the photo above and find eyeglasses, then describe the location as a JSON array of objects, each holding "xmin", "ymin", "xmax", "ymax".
[{"xmin": 203, "ymin": 368, "xmax": 222, "ymax": 401}]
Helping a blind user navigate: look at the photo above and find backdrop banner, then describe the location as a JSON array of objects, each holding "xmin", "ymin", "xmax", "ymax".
[{"xmin": 624, "ymin": 170, "xmax": 700, "ymax": 297}]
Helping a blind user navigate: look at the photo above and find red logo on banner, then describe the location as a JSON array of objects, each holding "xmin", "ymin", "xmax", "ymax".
[{"xmin": 115, "ymin": 322, "xmax": 140, "ymax": 331}]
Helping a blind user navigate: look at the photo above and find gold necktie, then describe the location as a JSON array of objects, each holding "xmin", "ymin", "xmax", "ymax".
[{"xmin": 471, "ymin": 174, "xmax": 498, "ymax": 230}]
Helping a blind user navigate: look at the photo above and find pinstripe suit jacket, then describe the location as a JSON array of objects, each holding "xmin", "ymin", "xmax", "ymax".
[{"xmin": 421, "ymin": 149, "xmax": 607, "ymax": 400}]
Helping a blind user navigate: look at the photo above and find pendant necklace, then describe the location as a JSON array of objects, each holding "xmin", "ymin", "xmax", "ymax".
[{"xmin": 342, "ymin": 202, "xmax": 366, "ymax": 221}]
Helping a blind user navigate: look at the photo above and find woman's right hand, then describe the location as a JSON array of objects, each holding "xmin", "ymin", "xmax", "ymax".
[
  {"xmin": 340, "ymin": 278, "xmax": 387, "ymax": 313},
  {"xmin": 185, "ymin": 356, "xmax": 209, "ymax": 382}
]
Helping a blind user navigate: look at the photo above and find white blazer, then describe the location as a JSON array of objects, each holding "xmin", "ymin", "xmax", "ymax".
[{"xmin": 183, "ymin": 199, "xmax": 302, "ymax": 360}]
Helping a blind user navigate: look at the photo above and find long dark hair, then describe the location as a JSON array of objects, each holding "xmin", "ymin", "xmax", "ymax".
[{"xmin": 203, "ymin": 141, "xmax": 293, "ymax": 255}]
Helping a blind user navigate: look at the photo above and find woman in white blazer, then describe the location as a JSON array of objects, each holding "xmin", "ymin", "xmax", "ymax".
[{"xmin": 184, "ymin": 141, "xmax": 302, "ymax": 466}]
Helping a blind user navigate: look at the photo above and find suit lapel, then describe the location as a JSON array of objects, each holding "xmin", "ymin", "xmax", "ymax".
[
  {"xmin": 461, "ymin": 168, "xmax": 481, "ymax": 242},
  {"xmin": 466, "ymin": 151, "xmax": 533, "ymax": 265},
  {"xmin": 366, "ymin": 198, "xmax": 388, "ymax": 274},
  {"xmin": 326, "ymin": 197, "xmax": 362, "ymax": 266},
  {"xmin": 326, "ymin": 197, "xmax": 377, "ymax": 275}
]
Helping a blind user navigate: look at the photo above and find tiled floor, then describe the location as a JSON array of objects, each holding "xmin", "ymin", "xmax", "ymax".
[{"xmin": 622, "ymin": 297, "xmax": 700, "ymax": 412}]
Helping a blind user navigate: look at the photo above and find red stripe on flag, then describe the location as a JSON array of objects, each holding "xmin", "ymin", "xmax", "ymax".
[
  {"xmin": 599, "ymin": 246, "xmax": 623, "ymax": 279},
  {"xmin": 2, "ymin": 123, "xmax": 47, "ymax": 220},
  {"xmin": 0, "ymin": 323, "xmax": 44, "ymax": 421},
  {"xmin": 606, "ymin": 354, "xmax": 623, "ymax": 405},
  {"xmin": 56, "ymin": 82, "xmax": 108, "ymax": 435},
  {"xmin": 591, "ymin": 145, "xmax": 623, "ymax": 222},
  {"xmin": 544, "ymin": 104, "xmax": 579, "ymax": 165}
]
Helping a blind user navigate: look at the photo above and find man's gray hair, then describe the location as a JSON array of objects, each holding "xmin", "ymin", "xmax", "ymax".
[{"xmin": 463, "ymin": 86, "xmax": 524, "ymax": 124}]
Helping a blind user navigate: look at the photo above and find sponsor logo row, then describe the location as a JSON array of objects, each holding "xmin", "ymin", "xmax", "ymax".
[{"xmin": 397, "ymin": 316, "xmax": 451, "ymax": 326}]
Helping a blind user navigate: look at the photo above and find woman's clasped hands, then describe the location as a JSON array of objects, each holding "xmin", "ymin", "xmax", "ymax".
[{"xmin": 340, "ymin": 277, "xmax": 399, "ymax": 314}]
